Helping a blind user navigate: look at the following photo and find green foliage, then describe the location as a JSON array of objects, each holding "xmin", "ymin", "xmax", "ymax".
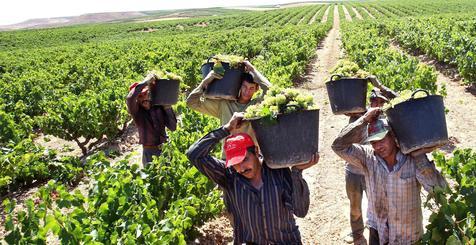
[
  {"xmin": 421, "ymin": 149, "xmax": 476, "ymax": 244},
  {"xmin": 0, "ymin": 138, "xmax": 83, "ymax": 195},
  {"xmin": 384, "ymin": 14, "xmax": 476, "ymax": 85},
  {"xmin": 340, "ymin": 21, "xmax": 441, "ymax": 94}
]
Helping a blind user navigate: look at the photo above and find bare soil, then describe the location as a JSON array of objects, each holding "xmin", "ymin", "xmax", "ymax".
[
  {"xmin": 342, "ymin": 5, "xmax": 353, "ymax": 22},
  {"xmin": 352, "ymin": 7, "xmax": 363, "ymax": 20},
  {"xmin": 321, "ymin": 6, "xmax": 331, "ymax": 23},
  {"xmin": 361, "ymin": 7, "xmax": 375, "ymax": 19}
]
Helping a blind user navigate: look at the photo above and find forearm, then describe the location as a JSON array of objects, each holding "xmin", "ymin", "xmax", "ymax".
[
  {"xmin": 332, "ymin": 117, "xmax": 368, "ymax": 152},
  {"xmin": 126, "ymin": 82, "xmax": 148, "ymax": 114},
  {"xmin": 186, "ymin": 127, "xmax": 230, "ymax": 164},
  {"xmin": 415, "ymin": 155, "xmax": 448, "ymax": 192},
  {"xmin": 379, "ymin": 84, "xmax": 398, "ymax": 100},
  {"xmin": 163, "ymin": 107, "xmax": 177, "ymax": 131},
  {"xmin": 290, "ymin": 169, "xmax": 310, "ymax": 217},
  {"xmin": 250, "ymin": 68, "xmax": 272, "ymax": 93}
]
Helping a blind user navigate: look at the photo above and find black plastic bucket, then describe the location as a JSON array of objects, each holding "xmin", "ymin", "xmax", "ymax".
[
  {"xmin": 250, "ymin": 109, "xmax": 319, "ymax": 169},
  {"xmin": 325, "ymin": 75, "xmax": 368, "ymax": 115},
  {"xmin": 150, "ymin": 79, "xmax": 180, "ymax": 106},
  {"xmin": 200, "ymin": 60, "xmax": 245, "ymax": 100},
  {"xmin": 385, "ymin": 90, "xmax": 448, "ymax": 154}
]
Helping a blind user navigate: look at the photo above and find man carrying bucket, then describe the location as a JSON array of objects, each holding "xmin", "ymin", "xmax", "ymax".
[
  {"xmin": 187, "ymin": 112, "xmax": 319, "ymax": 244},
  {"xmin": 126, "ymin": 74, "xmax": 177, "ymax": 167},
  {"xmin": 343, "ymin": 75, "xmax": 398, "ymax": 244},
  {"xmin": 186, "ymin": 60, "xmax": 271, "ymax": 145},
  {"xmin": 332, "ymin": 107, "xmax": 447, "ymax": 245}
]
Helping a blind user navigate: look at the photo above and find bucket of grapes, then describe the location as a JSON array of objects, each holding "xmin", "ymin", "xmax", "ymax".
[
  {"xmin": 325, "ymin": 74, "xmax": 368, "ymax": 115},
  {"xmin": 385, "ymin": 89, "xmax": 448, "ymax": 154},
  {"xmin": 244, "ymin": 87, "xmax": 319, "ymax": 169},
  {"xmin": 200, "ymin": 55, "xmax": 245, "ymax": 100}
]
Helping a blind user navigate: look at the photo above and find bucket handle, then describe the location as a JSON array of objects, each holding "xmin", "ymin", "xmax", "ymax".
[
  {"xmin": 411, "ymin": 89, "xmax": 429, "ymax": 99},
  {"xmin": 330, "ymin": 74, "xmax": 343, "ymax": 81}
]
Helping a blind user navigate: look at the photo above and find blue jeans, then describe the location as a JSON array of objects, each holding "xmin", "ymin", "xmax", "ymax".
[{"xmin": 345, "ymin": 170, "xmax": 366, "ymax": 239}]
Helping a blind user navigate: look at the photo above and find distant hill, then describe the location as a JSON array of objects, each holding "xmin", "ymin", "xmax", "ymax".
[{"xmin": 0, "ymin": 7, "xmax": 252, "ymax": 31}]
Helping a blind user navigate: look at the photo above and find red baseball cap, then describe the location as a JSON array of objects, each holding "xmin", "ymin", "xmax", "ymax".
[
  {"xmin": 224, "ymin": 133, "xmax": 255, "ymax": 168},
  {"xmin": 129, "ymin": 82, "xmax": 149, "ymax": 97}
]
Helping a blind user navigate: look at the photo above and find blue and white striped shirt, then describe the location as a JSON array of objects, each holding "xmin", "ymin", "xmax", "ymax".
[
  {"xmin": 186, "ymin": 127, "xmax": 310, "ymax": 244},
  {"xmin": 332, "ymin": 117, "xmax": 447, "ymax": 244}
]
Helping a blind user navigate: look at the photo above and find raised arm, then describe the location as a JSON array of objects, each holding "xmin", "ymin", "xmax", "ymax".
[
  {"xmin": 244, "ymin": 60, "xmax": 272, "ymax": 95},
  {"xmin": 414, "ymin": 154, "xmax": 448, "ymax": 193},
  {"xmin": 126, "ymin": 74, "xmax": 155, "ymax": 116},
  {"xmin": 368, "ymin": 75, "xmax": 398, "ymax": 100},
  {"xmin": 331, "ymin": 109, "xmax": 380, "ymax": 168},
  {"xmin": 186, "ymin": 127, "xmax": 230, "ymax": 188},
  {"xmin": 162, "ymin": 106, "xmax": 177, "ymax": 131},
  {"xmin": 186, "ymin": 71, "xmax": 222, "ymax": 118}
]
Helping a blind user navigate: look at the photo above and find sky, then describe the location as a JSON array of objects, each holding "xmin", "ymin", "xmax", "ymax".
[{"xmin": 0, "ymin": 0, "xmax": 319, "ymax": 26}]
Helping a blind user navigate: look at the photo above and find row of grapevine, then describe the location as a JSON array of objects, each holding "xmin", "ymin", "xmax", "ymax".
[
  {"xmin": 0, "ymin": 23, "xmax": 330, "ymax": 195},
  {"xmin": 1, "ymin": 5, "xmax": 332, "ymax": 242},
  {"xmin": 383, "ymin": 14, "xmax": 476, "ymax": 85},
  {"xmin": 339, "ymin": 21, "xmax": 441, "ymax": 94},
  {"xmin": 423, "ymin": 149, "xmax": 476, "ymax": 244},
  {"xmin": 2, "ymin": 103, "xmax": 225, "ymax": 244}
]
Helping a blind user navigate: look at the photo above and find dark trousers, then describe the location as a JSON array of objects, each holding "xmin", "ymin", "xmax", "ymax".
[
  {"xmin": 345, "ymin": 170, "xmax": 366, "ymax": 240},
  {"xmin": 369, "ymin": 227, "xmax": 386, "ymax": 245},
  {"xmin": 142, "ymin": 146, "xmax": 162, "ymax": 167}
]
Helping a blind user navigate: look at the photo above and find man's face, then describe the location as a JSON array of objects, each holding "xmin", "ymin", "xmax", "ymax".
[
  {"xmin": 239, "ymin": 80, "xmax": 259, "ymax": 102},
  {"xmin": 370, "ymin": 97, "xmax": 386, "ymax": 108},
  {"xmin": 139, "ymin": 95, "xmax": 151, "ymax": 110},
  {"xmin": 371, "ymin": 133, "xmax": 397, "ymax": 159},
  {"xmin": 232, "ymin": 149, "xmax": 261, "ymax": 179}
]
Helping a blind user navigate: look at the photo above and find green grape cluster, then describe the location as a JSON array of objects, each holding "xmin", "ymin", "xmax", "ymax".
[
  {"xmin": 330, "ymin": 60, "xmax": 370, "ymax": 79},
  {"xmin": 244, "ymin": 86, "xmax": 317, "ymax": 120},
  {"xmin": 150, "ymin": 70, "xmax": 183, "ymax": 82},
  {"xmin": 210, "ymin": 54, "xmax": 245, "ymax": 68}
]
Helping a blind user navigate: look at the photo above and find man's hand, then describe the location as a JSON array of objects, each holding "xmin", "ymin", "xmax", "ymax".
[
  {"xmin": 243, "ymin": 60, "xmax": 255, "ymax": 72},
  {"xmin": 363, "ymin": 107, "xmax": 381, "ymax": 123},
  {"xmin": 367, "ymin": 75, "xmax": 382, "ymax": 88},
  {"xmin": 202, "ymin": 70, "xmax": 223, "ymax": 89},
  {"xmin": 410, "ymin": 146, "xmax": 439, "ymax": 157},
  {"xmin": 141, "ymin": 73, "xmax": 156, "ymax": 86},
  {"xmin": 224, "ymin": 112, "xmax": 244, "ymax": 132},
  {"xmin": 293, "ymin": 153, "xmax": 319, "ymax": 171},
  {"xmin": 345, "ymin": 112, "xmax": 365, "ymax": 118}
]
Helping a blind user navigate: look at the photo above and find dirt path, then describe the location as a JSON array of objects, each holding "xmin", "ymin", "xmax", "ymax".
[
  {"xmin": 296, "ymin": 5, "xmax": 370, "ymax": 243},
  {"xmin": 352, "ymin": 7, "xmax": 363, "ymax": 20},
  {"xmin": 342, "ymin": 5, "xmax": 352, "ymax": 22},
  {"xmin": 308, "ymin": 8, "xmax": 322, "ymax": 24},
  {"xmin": 361, "ymin": 7, "xmax": 375, "ymax": 19},
  {"xmin": 321, "ymin": 5, "xmax": 331, "ymax": 23}
]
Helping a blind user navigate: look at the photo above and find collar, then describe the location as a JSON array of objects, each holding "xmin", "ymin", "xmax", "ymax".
[{"xmin": 376, "ymin": 151, "xmax": 407, "ymax": 173}]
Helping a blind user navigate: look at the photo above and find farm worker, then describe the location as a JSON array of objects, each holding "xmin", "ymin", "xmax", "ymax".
[
  {"xmin": 343, "ymin": 75, "xmax": 398, "ymax": 244},
  {"xmin": 186, "ymin": 60, "xmax": 271, "ymax": 149},
  {"xmin": 126, "ymin": 74, "xmax": 177, "ymax": 167},
  {"xmin": 332, "ymin": 107, "xmax": 447, "ymax": 245},
  {"xmin": 187, "ymin": 112, "xmax": 319, "ymax": 244}
]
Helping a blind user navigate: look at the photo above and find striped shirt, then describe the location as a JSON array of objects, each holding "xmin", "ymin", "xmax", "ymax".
[
  {"xmin": 186, "ymin": 127, "xmax": 310, "ymax": 244},
  {"xmin": 332, "ymin": 117, "xmax": 447, "ymax": 244},
  {"xmin": 126, "ymin": 82, "xmax": 177, "ymax": 146}
]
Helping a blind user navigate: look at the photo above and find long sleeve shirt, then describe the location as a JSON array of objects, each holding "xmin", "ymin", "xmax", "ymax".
[
  {"xmin": 186, "ymin": 69, "xmax": 271, "ymax": 135},
  {"xmin": 186, "ymin": 127, "xmax": 310, "ymax": 244},
  {"xmin": 126, "ymin": 82, "xmax": 177, "ymax": 146},
  {"xmin": 332, "ymin": 117, "xmax": 447, "ymax": 245}
]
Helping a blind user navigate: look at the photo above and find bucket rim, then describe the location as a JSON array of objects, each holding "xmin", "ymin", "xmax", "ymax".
[{"xmin": 245, "ymin": 108, "xmax": 320, "ymax": 121}]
